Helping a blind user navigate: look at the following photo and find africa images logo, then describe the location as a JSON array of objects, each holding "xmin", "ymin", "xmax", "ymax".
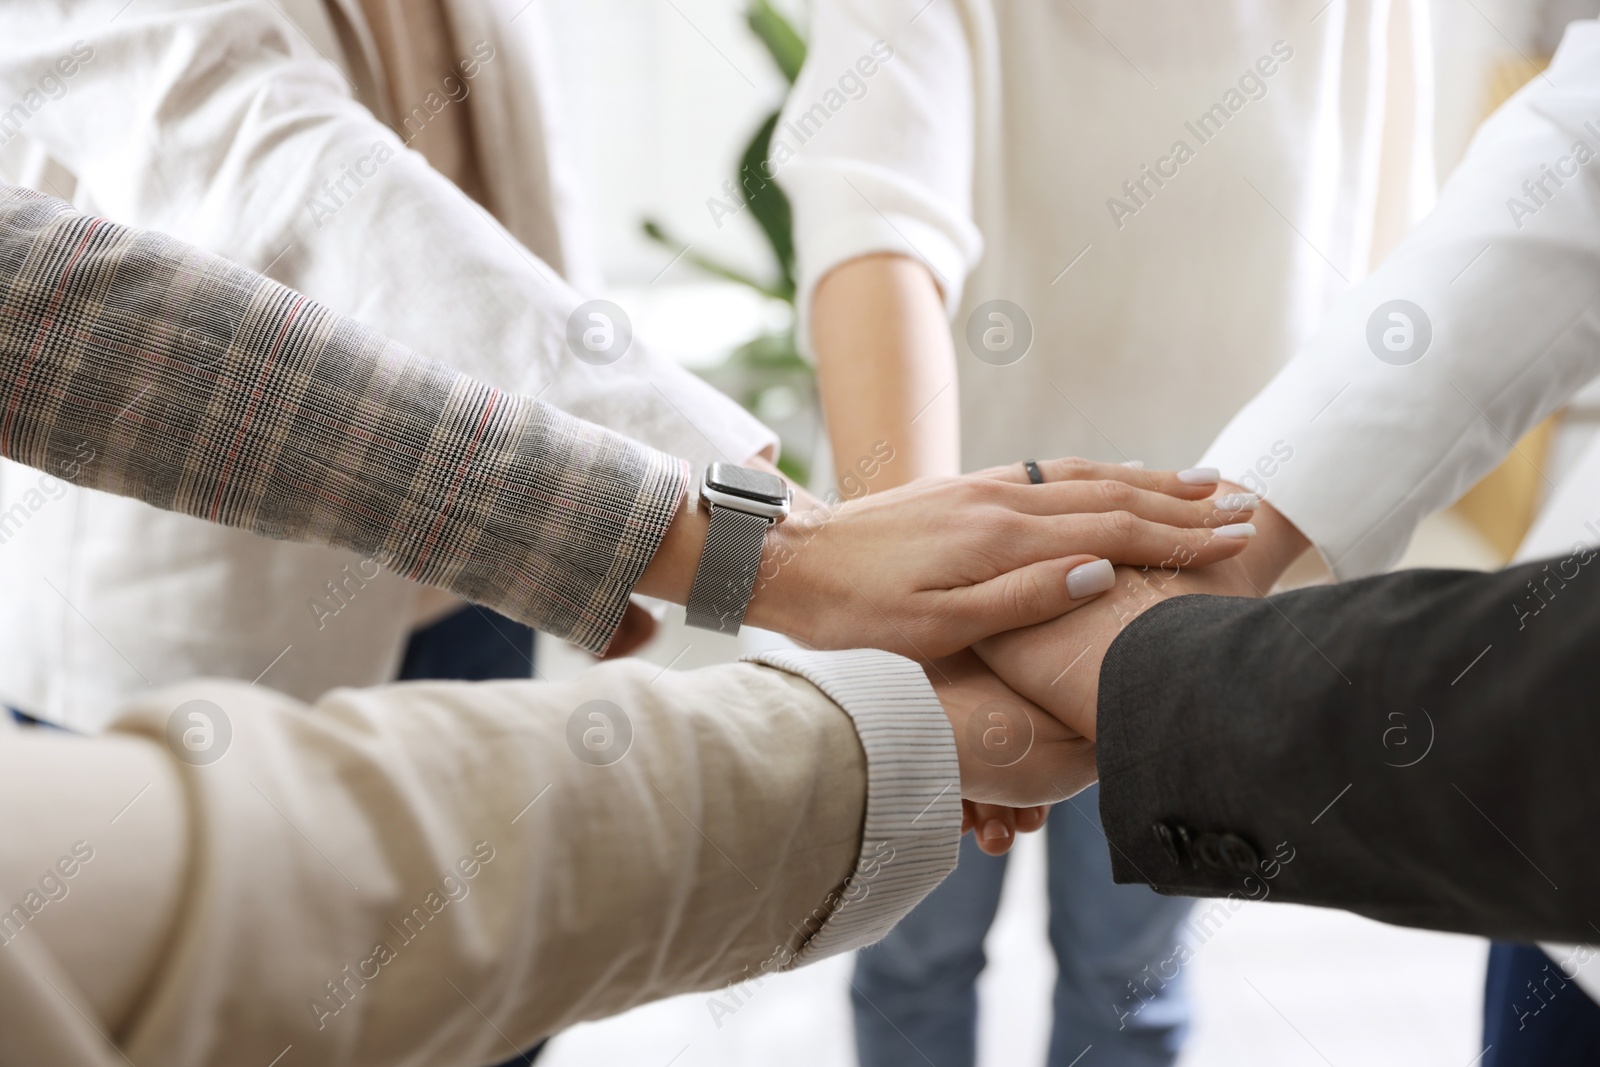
[{"xmin": 1366, "ymin": 299, "xmax": 1432, "ymax": 366}]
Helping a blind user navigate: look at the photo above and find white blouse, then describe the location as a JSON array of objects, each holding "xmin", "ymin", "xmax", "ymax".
[{"xmin": 778, "ymin": 0, "xmax": 1433, "ymax": 472}]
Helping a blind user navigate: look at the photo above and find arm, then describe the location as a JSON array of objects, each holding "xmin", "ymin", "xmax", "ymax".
[
  {"xmin": 811, "ymin": 253, "xmax": 959, "ymax": 486},
  {"xmin": 1095, "ymin": 552, "xmax": 1600, "ymax": 943},
  {"xmin": 1, "ymin": 646, "xmax": 1096, "ymax": 1061},
  {"xmin": 1200, "ymin": 21, "xmax": 1600, "ymax": 580},
  {"xmin": 0, "ymin": 186, "xmax": 1253, "ymax": 658},
  {"xmin": 777, "ymin": 0, "xmax": 980, "ymax": 485},
  {"xmin": 0, "ymin": 1, "xmax": 775, "ymax": 469},
  {"xmin": 982, "ymin": 548, "xmax": 1600, "ymax": 942},
  {"xmin": 0, "ymin": 185, "xmax": 681, "ymax": 653}
]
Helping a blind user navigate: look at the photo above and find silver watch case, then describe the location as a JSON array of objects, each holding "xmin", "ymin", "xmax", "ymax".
[{"xmin": 699, "ymin": 481, "xmax": 792, "ymax": 521}]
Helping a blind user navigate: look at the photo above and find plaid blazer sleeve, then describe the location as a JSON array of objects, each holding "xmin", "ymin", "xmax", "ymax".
[{"xmin": 0, "ymin": 185, "xmax": 689, "ymax": 653}]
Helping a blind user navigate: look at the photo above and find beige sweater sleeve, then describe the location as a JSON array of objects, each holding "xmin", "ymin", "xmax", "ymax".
[{"xmin": 0, "ymin": 651, "xmax": 958, "ymax": 1067}]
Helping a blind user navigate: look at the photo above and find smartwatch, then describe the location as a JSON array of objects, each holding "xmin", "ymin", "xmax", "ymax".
[{"xmin": 684, "ymin": 462, "xmax": 792, "ymax": 634}]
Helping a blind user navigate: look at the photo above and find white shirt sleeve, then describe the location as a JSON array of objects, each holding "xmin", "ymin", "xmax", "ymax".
[
  {"xmin": 775, "ymin": 0, "xmax": 985, "ymax": 350},
  {"xmin": 1200, "ymin": 21, "xmax": 1600, "ymax": 579},
  {"xmin": 0, "ymin": 1, "xmax": 776, "ymax": 469}
]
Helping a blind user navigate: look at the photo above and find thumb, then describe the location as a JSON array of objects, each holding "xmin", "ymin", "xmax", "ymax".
[{"xmin": 955, "ymin": 555, "xmax": 1115, "ymax": 642}]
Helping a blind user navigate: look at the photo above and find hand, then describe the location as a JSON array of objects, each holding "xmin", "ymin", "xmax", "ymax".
[
  {"xmin": 963, "ymin": 801, "xmax": 1050, "ymax": 856},
  {"xmin": 974, "ymin": 555, "xmax": 1261, "ymax": 742},
  {"xmin": 972, "ymin": 485, "xmax": 1306, "ymax": 738},
  {"xmin": 923, "ymin": 649, "xmax": 1098, "ymax": 813},
  {"xmin": 741, "ymin": 459, "xmax": 1257, "ymax": 659}
]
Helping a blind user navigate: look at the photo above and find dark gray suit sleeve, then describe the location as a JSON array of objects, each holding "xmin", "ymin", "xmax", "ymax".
[{"xmin": 1096, "ymin": 551, "xmax": 1600, "ymax": 943}]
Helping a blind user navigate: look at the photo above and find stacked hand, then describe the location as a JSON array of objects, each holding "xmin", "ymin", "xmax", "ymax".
[
  {"xmin": 638, "ymin": 456, "xmax": 1300, "ymax": 854},
  {"xmin": 638, "ymin": 458, "xmax": 1258, "ymax": 656},
  {"xmin": 746, "ymin": 458, "xmax": 1259, "ymax": 656},
  {"xmin": 898, "ymin": 469, "xmax": 1299, "ymax": 855}
]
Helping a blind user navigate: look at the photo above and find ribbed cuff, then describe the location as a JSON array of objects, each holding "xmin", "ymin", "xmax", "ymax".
[{"xmin": 744, "ymin": 648, "xmax": 961, "ymax": 962}]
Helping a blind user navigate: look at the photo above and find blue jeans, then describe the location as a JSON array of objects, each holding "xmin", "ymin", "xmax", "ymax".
[
  {"xmin": 852, "ymin": 785, "xmax": 1192, "ymax": 1067},
  {"xmin": 1483, "ymin": 943, "xmax": 1600, "ymax": 1066},
  {"xmin": 398, "ymin": 607, "xmax": 543, "ymax": 1067}
]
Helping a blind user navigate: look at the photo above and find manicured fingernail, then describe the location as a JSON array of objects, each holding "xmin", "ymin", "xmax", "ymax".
[
  {"xmin": 1178, "ymin": 467, "xmax": 1220, "ymax": 485},
  {"xmin": 1213, "ymin": 523, "xmax": 1257, "ymax": 539},
  {"xmin": 1214, "ymin": 492, "xmax": 1259, "ymax": 511},
  {"xmin": 981, "ymin": 820, "xmax": 1011, "ymax": 845},
  {"xmin": 1122, "ymin": 460, "xmax": 1145, "ymax": 469},
  {"xmin": 1066, "ymin": 558, "xmax": 1115, "ymax": 599}
]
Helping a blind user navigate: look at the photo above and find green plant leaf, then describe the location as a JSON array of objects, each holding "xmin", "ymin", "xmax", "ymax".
[
  {"xmin": 774, "ymin": 449, "xmax": 810, "ymax": 485},
  {"xmin": 736, "ymin": 110, "xmax": 796, "ymax": 300},
  {"xmin": 730, "ymin": 330, "xmax": 807, "ymax": 372},
  {"xmin": 640, "ymin": 218, "xmax": 789, "ymax": 300},
  {"xmin": 745, "ymin": 0, "xmax": 806, "ymax": 84}
]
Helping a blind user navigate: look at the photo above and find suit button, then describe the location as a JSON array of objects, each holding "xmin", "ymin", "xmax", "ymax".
[{"xmin": 1196, "ymin": 832, "xmax": 1261, "ymax": 875}]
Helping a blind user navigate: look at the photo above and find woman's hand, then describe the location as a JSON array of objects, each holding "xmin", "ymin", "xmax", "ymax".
[{"xmin": 744, "ymin": 459, "xmax": 1256, "ymax": 658}]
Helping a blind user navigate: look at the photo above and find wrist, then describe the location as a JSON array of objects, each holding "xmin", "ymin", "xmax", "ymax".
[
  {"xmin": 743, "ymin": 499, "xmax": 814, "ymax": 640},
  {"xmin": 632, "ymin": 487, "xmax": 707, "ymax": 605},
  {"xmin": 634, "ymin": 457, "xmax": 814, "ymax": 636}
]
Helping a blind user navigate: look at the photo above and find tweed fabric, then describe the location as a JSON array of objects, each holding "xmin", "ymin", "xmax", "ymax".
[{"xmin": 0, "ymin": 186, "xmax": 687, "ymax": 653}]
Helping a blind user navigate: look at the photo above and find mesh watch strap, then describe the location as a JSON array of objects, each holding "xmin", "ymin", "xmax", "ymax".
[{"xmin": 685, "ymin": 505, "xmax": 772, "ymax": 634}]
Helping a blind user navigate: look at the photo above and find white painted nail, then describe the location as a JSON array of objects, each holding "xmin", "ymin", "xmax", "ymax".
[
  {"xmin": 1213, "ymin": 523, "xmax": 1257, "ymax": 539},
  {"xmin": 1066, "ymin": 558, "xmax": 1115, "ymax": 599},
  {"xmin": 1214, "ymin": 492, "xmax": 1260, "ymax": 511},
  {"xmin": 1121, "ymin": 460, "xmax": 1146, "ymax": 469},
  {"xmin": 1178, "ymin": 467, "xmax": 1220, "ymax": 485}
]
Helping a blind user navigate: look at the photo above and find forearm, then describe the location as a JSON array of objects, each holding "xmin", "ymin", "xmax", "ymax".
[
  {"xmin": 24, "ymin": 652, "xmax": 957, "ymax": 1062},
  {"xmin": 1097, "ymin": 554, "xmax": 1600, "ymax": 941},
  {"xmin": 0, "ymin": 730, "xmax": 186, "ymax": 1037},
  {"xmin": 812, "ymin": 254, "xmax": 961, "ymax": 488},
  {"xmin": 1199, "ymin": 23, "xmax": 1600, "ymax": 579},
  {"xmin": 0, "ymin": 187, "xmax": 683, "ymax": 653}
]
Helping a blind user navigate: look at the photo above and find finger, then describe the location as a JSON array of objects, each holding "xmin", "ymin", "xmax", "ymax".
[
  {"xmin": 971, "ymin": 805, "xmax": 1016, "ymax": 855},
  {"xmin": 991, "ymin": 477, "xmax": 1259, "ymax": 526},
  {"xmin": 976, "ymin": 457, "xmax": 1221, "ymax": 499},
  {"xmin": 1013, "ymin": 805, "xmax": 1051, "ymax": 833},
  {"xmin": 966, "ymin": 802, "xmax": 1049, "ymax": 833},
  {"xmin": 980, "ymin": 803, "xmax": 1050, "ymax": 835},
  {"xmin": 1043, "ymin": 512, "xmax": 1256, "ymax": 570},
  {"xmin": 956, "ymin": 523, "xmax": 1252, "ymax": 635},
  {"xmin": 965, "ymin": 803, "xmax": 1052, "ymax": 855}
]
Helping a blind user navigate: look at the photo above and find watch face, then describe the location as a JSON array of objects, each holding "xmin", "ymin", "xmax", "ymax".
[{"xmin": 705, "ymin": 462, "xmax": 789, "ymax": 506}]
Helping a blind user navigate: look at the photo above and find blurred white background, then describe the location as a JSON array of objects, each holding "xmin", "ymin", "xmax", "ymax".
[{"xmin": 527, "ymin": 0, "xmax": 1584, "ymax": 1063}]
